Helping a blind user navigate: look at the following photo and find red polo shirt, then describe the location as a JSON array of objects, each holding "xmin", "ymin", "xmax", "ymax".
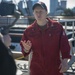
[{"xmin": 20, "ymin": 18, "xmax": 71, "ymax": 75}]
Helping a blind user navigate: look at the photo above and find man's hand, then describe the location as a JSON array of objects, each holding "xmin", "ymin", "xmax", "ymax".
[
  {"xmin": 59, "ymin": 59, "xmax": 69, "ymax": 73},
  {"xmin": 21, "ymin": 40, "xmax": 32, "ymax": 53}
]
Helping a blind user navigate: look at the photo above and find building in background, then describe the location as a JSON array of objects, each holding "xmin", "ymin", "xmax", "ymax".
[
  {"xmin": 18, "ymin": 0, "xmax": 38, "ymax": 16},
  {"xmin": 50, "ymin": 0, "xmax": 59, "ymax": 16},
  {"xmin": 54, "ymin": 0, "xmax": 67, "ymax": 16},
  {"xmin": 72, "ymin": 7, "xmax": 75, "ymax": 13},
  {"xmin": 18, "ymin": 0, "xmax": 28, "ymax": 16},
  {"xmin": 32, "ymin": 0, "xmax": 38, "ymax": 5},
  {"xmin": 60, "ymin": 0, "xmax": 67, "ymax": 9},
  {"xmin": 27, "ymin": 0, "xmax": 38, "ymax": 15}
]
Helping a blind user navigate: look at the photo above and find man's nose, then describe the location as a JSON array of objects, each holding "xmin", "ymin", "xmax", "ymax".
[{"xmin": 37, "ymin": 12, "xmax": 42, "ymax": 16}]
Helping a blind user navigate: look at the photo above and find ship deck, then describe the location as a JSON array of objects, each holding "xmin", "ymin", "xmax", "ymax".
[
  {"xmin": 15, "ymin": 60, "xmax": 75, "ymax": 75},
  {"xmin": 15, "ymin": 47, "xmax": 75, "ymax": 75}
]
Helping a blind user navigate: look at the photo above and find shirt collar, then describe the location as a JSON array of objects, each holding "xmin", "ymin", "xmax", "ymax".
[{"xmin": 32, "ymin": 18, "xmax": 53, "ymax": 31}]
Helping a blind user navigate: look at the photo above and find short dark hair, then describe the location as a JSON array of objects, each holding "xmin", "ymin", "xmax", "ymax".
[{"xmin": 32, "ymin": 1, "xmax": 47, "ymax": 11}]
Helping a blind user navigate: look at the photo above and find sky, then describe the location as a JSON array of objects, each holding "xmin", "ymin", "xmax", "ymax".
[{"xmin": 67, "ymin": 0, "xmax": 75, "ymax": 8}]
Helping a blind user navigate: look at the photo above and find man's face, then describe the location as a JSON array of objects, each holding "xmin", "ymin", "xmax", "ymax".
[{"xmin": 33, "ymin": 6, "xmax": 47, "ymax": 21}]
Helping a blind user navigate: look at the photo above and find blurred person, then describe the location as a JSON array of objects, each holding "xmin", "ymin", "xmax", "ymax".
[
  {"xmin": 3, "ymin": 33, "xmax": 11, "ymax": 48},
  {"xmin": 0, "ymin": 31, "xmax": 17, "ymax": 75},
  {"xmin": 1, "ymin": 27, "xmax": 11, "ymax": 48},
  {"xmin": 20, "ymin": 1, "xmax": 71, "ymax": 75}
]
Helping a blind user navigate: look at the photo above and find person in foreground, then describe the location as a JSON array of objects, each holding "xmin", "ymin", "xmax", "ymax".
[
  {"xmin": 0, "ymin": 32, "xmax": 17, "ymax": 75},
  {"xmin": 20, "ymin": 1, "xmax": 71, "ymax": 75}
]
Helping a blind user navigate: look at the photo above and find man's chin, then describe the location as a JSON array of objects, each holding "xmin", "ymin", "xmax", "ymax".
[{"xmin": 37, "ymin": 18, "xmax": 42, "ymax": 21}]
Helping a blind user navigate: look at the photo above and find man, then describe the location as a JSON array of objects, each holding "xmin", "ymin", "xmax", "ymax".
[{"xmin": 20, "ymin": 1, "xmax": 71, "ymax": 75}]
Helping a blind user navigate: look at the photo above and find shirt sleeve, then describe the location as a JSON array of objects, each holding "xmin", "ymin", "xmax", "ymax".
[
  {"xmin": 59, "ymin": 26, "xmax": 71, "ymax": 59},
  {"xmin": 20, "ymin": 30, "xmax": 31, "ymax": 57}
]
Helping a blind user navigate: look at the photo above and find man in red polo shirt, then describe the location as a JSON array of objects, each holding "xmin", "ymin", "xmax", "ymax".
[{"xmin": 20, "ymin": 1, "xmax": 71, "ymax": 75}]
